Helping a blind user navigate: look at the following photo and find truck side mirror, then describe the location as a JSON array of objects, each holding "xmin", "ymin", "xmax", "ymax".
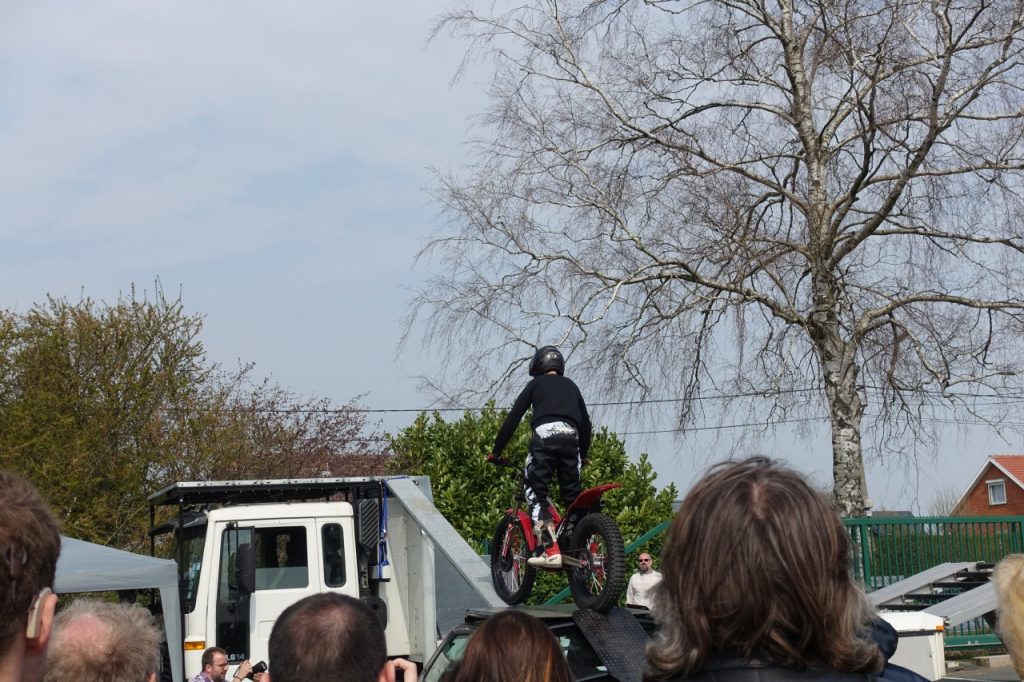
[{"xmin": 235, "ymin": 543, "xmax": 255, "ymax": 596}]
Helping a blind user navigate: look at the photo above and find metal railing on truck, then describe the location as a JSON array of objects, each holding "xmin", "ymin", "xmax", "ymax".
[{"xmin": 845, "ymin": 515, "xmax": 1024, "ymax": 648}]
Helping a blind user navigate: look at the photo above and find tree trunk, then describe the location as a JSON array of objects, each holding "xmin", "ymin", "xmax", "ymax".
[
  {"xmin": 811, "ymin": 275, "xmax": 869, "ymax": 516},
  {"xmin": 829, "ymin": 391, "xmax": 868, "ymax": 517}
]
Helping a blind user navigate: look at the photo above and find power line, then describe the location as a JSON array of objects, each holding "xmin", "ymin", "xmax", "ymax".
[
  {"xmin": 614, "ymin": 414, "xmax": 1024, "ymax": 437},
  {"xmin": 327, "ymin": 388, "xmax": 1024, "ymax": 415},
  {"xmin": 617, "ymin": 417, "xmax": 825, "ymax": 435},
  {"xmin": 162, "ymin": 383, "xmax": 1024, "ymax": 417}
]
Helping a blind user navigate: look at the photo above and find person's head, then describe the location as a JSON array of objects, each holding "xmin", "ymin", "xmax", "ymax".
[
  {"xmin": 645, "ymin": 457, "xmax": 883, "ymax": 680},
  {"xmin": 453, "ymin": 610, "xmax": 572, "ymax": 682},
  {"xmin": 267, "ymin": 594, "xmax": 386, "ymax": 682},
  {"xmin": 44, "ymin": 599, "xmax": 162, "ymax": 682},
  {"xmin": 529, "ymin": 346, "xmax": 564, "ymax": 377},
  {"xmin": 637, "ymin": 553, "xmax": 654, "ymax": 575},
  {"xmin": 0, "ymin": 470, "xmax": 61, "ymax": 680},
  {"xmin": 201, "ymin": 647, "xmax": 229, "ymax": 682},
  {"xmin": 993, "ymin": 554, "xmax": 1024, "ymax": 677}
]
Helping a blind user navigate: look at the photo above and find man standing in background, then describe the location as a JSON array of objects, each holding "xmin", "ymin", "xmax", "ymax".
[{"xmin": 625, "ymin": 552, "xmax": 661, "ymax": 610}]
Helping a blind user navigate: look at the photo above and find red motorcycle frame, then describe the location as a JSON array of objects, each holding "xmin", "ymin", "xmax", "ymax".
[{"xmin": 488, "ymin": 457, "xmax": 626, "ymax": 612}]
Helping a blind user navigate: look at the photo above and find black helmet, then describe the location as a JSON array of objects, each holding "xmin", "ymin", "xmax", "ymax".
[{"xmin": 529, "ymin": 346, "xmax": 565, "ymax": 376}]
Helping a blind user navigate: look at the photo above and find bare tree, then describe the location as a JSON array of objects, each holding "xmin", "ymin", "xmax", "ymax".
[
  {"xmin": 928, "ymin": 485, "xmax": 964, "ymax": 516},
  {"xmin": 412, "ymin": 0, "xmax": 1024, "ymax": 515},
  {"xmin": 171, "ymin": 374, "xmax": 392, "ymax": 482}
]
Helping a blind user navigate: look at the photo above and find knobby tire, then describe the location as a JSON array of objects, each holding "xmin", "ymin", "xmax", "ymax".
[
  {"xmin": 566, "ymin": 512, "xmax": 626, "ymax": 612},
  {"xmin": 490, "ymin": 514, "xmax": 537, "ymax": 605}
]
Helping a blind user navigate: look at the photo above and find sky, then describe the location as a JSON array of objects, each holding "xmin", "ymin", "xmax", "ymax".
[{"xmin": 0, "ymin": 1, "xmax": 1018, "ymax": 513}]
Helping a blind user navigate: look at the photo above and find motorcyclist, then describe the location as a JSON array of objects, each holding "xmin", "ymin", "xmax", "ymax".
[{"xmin": 489, "ymin": 346, "xmax": 592, "ymax": 567}]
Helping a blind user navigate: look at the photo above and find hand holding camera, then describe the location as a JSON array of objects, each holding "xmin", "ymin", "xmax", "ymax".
[{"xmin": 232, "ymin": 660, "xmax": 267, "ymax": 682}]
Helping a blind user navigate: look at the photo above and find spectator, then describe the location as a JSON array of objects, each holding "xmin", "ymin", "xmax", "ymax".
[
  {"xmin": 992, "ymin": 554, "xmax": 1024, "ymax": 678},
  {"xmin": 452, "ymin": 609, "xmax": 572, "ymax": 682},
  {"xmin": 0, "ymin": 471, "xmax": 61, "ymax": 682},
  {"xmin": 265, "ymin": 593, "xmax": 415, "ymax": 682},
  {"xmin": 190, "ymin": 648, "xmax": 260, "ymax": 682},
  {"xmin": 626, "ymin": 552, "xmax": 662, "ymax": 610},
  {"xmin": 644, "ymin": 457, "xmax": 927, "ymax": 682},
  {"xmin": 44, "ymin": 599, "xmax": 161, "ymax": 682}
]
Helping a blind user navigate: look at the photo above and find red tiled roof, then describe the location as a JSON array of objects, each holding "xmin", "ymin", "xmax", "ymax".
[
  {"xmin": 952, "ymin": 454, "xmax": 1024, "ymax": 512},
  {"xmin": 991, "ymin": 455, "xmax": 1024, "ymax": 487}
]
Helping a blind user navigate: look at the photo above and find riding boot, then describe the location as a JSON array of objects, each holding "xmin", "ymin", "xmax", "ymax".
[{"xmin": 528, "ymin": 520, "xmax": 562, "ymax": 568}]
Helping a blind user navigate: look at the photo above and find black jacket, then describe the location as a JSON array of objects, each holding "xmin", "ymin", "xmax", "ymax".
[
  {"xmin": 492, "ymin": 374, "xmax": 592, "ymax": 459},
  {"xmin": 653, "ymin": 657, "xmax": 928, "ymax": 682},
  {"xmin": 651, "ymin": 651, "xmax": 933, "ymax": 679}
]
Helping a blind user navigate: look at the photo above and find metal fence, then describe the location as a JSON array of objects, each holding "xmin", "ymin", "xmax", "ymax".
[
  {"xmin": 845, "ymin": 515, "xmax": 1024, "ymax": 648},
  {"xmin": 483, "ymin": 514, "xmax": 1021, "ymax": 648}
]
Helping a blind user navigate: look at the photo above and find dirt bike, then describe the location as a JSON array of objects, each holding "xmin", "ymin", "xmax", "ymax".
[{"xmin": 487, "ymin": 455, "xmax": 627, "ymax": 612}]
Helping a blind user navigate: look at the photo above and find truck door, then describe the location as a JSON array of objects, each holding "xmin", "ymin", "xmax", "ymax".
[
  {"xmin": 214, "ymin": 527, "xmax": 254, "ymax": 665},
  {"xmin": 214, "ymin": 522, "xmax": 318, "ymax": 668}
]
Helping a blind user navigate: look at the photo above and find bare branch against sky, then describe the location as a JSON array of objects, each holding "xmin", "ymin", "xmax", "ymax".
[{"xmin": 413, "ymin": 0, "xmax": 1024, "ymax": 514}]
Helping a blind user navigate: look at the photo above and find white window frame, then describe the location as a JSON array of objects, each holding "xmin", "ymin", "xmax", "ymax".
[{"xmin": 987, "ymin": 479, "xmax": 1007, "ymax": 506}]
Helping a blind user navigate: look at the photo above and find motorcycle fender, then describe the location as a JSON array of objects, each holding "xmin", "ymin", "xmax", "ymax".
[{"xmin": 568, "ymin": 482, "xmax": 622, "ymax": 511}]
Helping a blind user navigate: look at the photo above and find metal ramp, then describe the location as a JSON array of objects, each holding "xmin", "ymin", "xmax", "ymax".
[
  {"xmin": 574, "ymin": 607, "xmax": 652, "ymax": 682},
  {"xmin": 923, "ymin": 582, "xmax": 996, "ymax": 628},
  {"xmin": 385, "ymin": 477, "xmax": 504, "ymax": 610},
  {"xmin": 869, "ymin": 561, "xmax": 995, "ymax": 628}
]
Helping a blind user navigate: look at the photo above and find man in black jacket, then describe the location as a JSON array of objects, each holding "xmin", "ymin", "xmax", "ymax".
[{"xmin": 490, "ymin": 346, "xmax": 592, "ymax": 568}]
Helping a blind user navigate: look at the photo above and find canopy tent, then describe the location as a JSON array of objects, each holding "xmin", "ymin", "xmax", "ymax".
[{"xmin": 54, "ymin": 537, "xmax": 183, "ymax": 682}]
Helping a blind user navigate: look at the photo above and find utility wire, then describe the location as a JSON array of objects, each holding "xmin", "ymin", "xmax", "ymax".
[{"xmin": 193, "ymin": 383, "xmax": 1024, "ymax": 416}]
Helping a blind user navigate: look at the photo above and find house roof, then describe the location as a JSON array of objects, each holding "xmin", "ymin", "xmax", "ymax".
[
  {"xmin": 953, "ymin": 454, "xmax": 1024, "ymax": 512},
  {"xmin": 872, "ymin": 510, "xmax": 914, "ymax": 518},
  {"xmin": 991, "ymin": 455, "xmax": 1024, "ymax": 486}
]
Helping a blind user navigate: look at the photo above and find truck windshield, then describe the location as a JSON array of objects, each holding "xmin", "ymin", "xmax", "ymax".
[{"xmin": 175, "ymin": 527, "xmax": 206, "ymax": 614}]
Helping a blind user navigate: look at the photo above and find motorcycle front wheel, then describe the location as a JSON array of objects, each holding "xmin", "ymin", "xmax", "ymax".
[
  {"xmin": 490, "ymin": 513, "xmax": 537, "ymax": 605},
  {"xmin": 566, "ymin": 512, "xmax": 626, "ymax": 612}
]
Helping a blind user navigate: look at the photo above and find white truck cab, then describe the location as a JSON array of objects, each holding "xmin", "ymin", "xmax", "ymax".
[{"xmin": 149, "ymin": 477, "xmax": 448, "ymax": 680}]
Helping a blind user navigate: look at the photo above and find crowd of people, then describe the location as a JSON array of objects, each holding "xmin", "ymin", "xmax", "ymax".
[
  {"xmin": 0, "ymin": 454, "xmax": 980, "ymax": 682},
  {"xmin": 0, "ymin": 469, "xmax": 417, "ymax": 682}
]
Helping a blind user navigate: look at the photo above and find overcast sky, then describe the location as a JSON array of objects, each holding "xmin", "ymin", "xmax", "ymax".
[{"xmin": 0, "ymin": 1, "xmax": 1017, "ymax": 512}]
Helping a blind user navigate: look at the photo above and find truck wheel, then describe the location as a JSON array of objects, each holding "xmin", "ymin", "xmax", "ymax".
[
  {"xmin": 490, "ymin": 514, "xmax": 537, "ymax": 605},
  {"xmin": 566, "ymin": 512, "xmax": 626, "ymax": 612}
]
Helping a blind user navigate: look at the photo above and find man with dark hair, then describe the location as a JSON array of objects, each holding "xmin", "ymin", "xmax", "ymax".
[
  {"xmin": 44, "ymin": 599, "xmax": 161, "ymax": 682},
  {"xmin": 0, "ymin": 470, "xmax": 61, "ymax": 682},
  {"xmin": 265, "ymin": 594, "xmax": 414, "ymax": 682}
]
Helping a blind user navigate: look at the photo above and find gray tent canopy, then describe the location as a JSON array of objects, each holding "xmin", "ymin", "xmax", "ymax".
[{"xmin": 54, "ymin": 537, "xmax": 183, "ymax": 682}]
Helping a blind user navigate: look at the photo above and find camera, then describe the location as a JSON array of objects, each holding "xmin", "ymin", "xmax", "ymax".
[{"xmin": 246, "ymin": 662, "xmax": 267, "ymax": 680}]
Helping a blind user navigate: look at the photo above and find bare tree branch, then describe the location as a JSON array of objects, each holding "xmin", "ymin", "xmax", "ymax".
[{"xmin": 415, "ymin": 0, "xmax": 1024, "ymax": 514}]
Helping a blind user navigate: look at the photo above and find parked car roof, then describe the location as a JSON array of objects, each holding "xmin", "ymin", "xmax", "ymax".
[{"xmin": 421, "ymin": 605, "xmax": 656, "ymax": 682}]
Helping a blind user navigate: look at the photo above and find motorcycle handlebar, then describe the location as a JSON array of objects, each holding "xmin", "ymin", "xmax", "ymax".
[{"xmin": 486, "ymin": 454, "xmax": 517, "ymax": 469}]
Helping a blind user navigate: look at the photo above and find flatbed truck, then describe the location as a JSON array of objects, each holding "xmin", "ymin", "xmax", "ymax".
[{"xmin": 148, "ymin": 476, "xmax": 501, "ymax": 681}]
